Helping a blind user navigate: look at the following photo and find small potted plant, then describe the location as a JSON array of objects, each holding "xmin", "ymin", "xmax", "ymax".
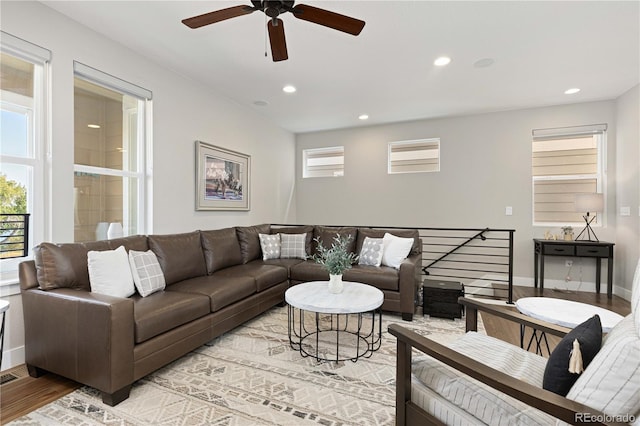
[
  {"xmin": 562, "ymin": 226, "xmax": 574, "ymax": 241},
  {"xmin": 313, "ymin": 234, "xmax": 358, "ymax": 293}
]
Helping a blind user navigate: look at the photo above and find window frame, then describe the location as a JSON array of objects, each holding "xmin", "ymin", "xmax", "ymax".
[
  {"xmin": 0, "ymin": 32, "xmax": 51, "ymax": 290},
  {"xmin": 531, "ymin": 124, "xmax": 607, "ymax": 227}
]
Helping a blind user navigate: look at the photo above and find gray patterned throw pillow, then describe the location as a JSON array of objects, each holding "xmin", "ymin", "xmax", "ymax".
[
  {"xmin": 259, "ymin": 233, "xmax": 281, "ymax": 260},
  {"xmin": 280, "ymin": 233, "xmax": 307, "ymax": 259},
  {"xmin": 358, "ymin": 237, "xmax": 384, "ymax": 266}
]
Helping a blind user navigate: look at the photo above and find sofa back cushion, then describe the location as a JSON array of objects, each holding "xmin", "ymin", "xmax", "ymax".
[
  {"xmin": 313, "ymin": 226, "xmax": 358, "ymax": 255},
  {"xmin": 201, "ymin": 228, "xmax": 243, "ymax": 273},
  {"xmin": 236, "ymin": 224, "xmax": 270, "ymax": 263},
  {"xmin": 356, "ymin": 228, "xmax": 421, "ymax": 256},
  {"xmin": 34, "ymin": 243, "xmax": 92, "ymax": 291},
  {"xmin": 148, "ymin": 231, "xmax": 207, "ymax": 285}
]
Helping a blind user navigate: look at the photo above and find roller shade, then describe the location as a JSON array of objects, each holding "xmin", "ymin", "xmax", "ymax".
[
  {"xmin": 303, "ymin": 146, "xmax": 344, "ymax": 178},
  {"xmin": 388, "ymin": 139, "xmax": 440, "ymax": 174}
]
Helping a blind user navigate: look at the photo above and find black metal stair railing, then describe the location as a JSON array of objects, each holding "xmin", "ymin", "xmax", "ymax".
[
  {"xmin": 0, "ymin": 213, "xmax": 30, "ymax": 259},
  {"xmin": 420, "ymin": 227, "xmax": 515, "ymax": 304}
]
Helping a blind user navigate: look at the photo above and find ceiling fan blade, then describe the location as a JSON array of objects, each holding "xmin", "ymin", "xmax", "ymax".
[
  {"xmin": 182, "ymin": 5, "xmax": 254, "ymax": 29},
  {"xmin": 291, "ymin": 4, "xmax": 365, "ymax": 36},
  {"xmin": 268, "ymin": 19, "xmax": 288, "ymax": 62}
]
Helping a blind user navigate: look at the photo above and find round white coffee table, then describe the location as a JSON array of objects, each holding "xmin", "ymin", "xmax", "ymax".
[
  {"xmin": 286, "ymin": 281, "xmax": 383, "ymax": 362},
  {"xmin": 515, "ymin": 297, "xmax": 624, "ymax": 355}
]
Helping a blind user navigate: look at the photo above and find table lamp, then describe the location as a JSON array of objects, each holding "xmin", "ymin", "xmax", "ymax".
[{"xmin": 574, "ymin": 193, "xmax": 603, "ymax": 242}]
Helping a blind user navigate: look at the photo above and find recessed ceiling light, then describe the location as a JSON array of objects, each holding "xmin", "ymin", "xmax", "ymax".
[
  {"xmin": 564, "ymin": 88, "xmax": 581, "ymax": 95},
  {"xmin": 87, "ymin": 124, "xmax": 101, "ymax": 129},
  {"xmin": 358, "ymin": 114, "xmax": 369, "ymax": 120},
  {"xmin": 434, "ymin": 56, "xmax": 451, "ymax": 66},
  {"xmin": 282, "ymin": 85, "xmax": 296, "ymax": 93},
  {"xmin": 253, "ymin": 100, "xmax": 269, "ymax": 107},
  {"xmin": 474, "ymin": 58, "xmax": 495, "ymax": 68}
]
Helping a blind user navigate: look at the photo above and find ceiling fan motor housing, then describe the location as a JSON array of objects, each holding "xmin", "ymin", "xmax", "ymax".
[{"xmin": 252, "ymin": 1, "xmax": 295, "ymax": 18}]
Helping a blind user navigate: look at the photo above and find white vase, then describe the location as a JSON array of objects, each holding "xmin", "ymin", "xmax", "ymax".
[
  {"xmin": 328, "ymin": 274, "xmax": 344, "ymax": 294},
  {"xmin": 95, "ymin": 222, "xmax": 109, "ymax": 241},
  {"xmin": 107, "ymin": 222, "xmax": 124, "ymax": 240}
]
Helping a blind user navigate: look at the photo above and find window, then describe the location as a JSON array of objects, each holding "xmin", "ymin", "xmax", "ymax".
[
  {"xmin": 73, "ymin": 62, "xmax": 152, "ymax": 242},
  {"xmin": 0, "ymin": 32, "xmax": 50, "ymax": 286},
  {"xmin": 388, "ymin": 138, "xmax": 440, "ymax": 174},
  {"xmin": 532, "ymin": 124, "xmax": 606, "ymax": 226},
  {"xmin": 303, "ymin": 146, "xmax": 344, "ymax": 178}
]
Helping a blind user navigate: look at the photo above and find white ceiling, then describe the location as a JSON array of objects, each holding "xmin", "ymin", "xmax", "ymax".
[{"xmin": 42, "ymin": 1, "xmax": 640, "ymax": 134}]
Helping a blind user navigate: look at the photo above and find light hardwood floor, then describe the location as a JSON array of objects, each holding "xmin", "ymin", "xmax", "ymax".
[{"xmin": 0, "ymin": 286, "xmax": 631, "ymax": 424}]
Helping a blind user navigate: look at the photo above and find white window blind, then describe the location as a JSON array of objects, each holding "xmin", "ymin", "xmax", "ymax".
[
  {"xmin": 532, "ymin": 124, "xmax": 606, "ymax": 226},
  {"xmin": 303, "ymin": 146, "xmax": 344, "ymax": 178},
  {"xmin": 388, "ymin": 138, "xmax": 440, "ymax": 174}
]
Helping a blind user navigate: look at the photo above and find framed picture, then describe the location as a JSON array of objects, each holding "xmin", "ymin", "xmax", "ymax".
[{"xmin": 195, "ymin": 141, "xmax": 250, "ymax": 211}]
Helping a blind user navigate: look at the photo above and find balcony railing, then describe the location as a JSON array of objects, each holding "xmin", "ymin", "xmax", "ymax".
[{"xmin": 0, "ymin": 213, "xmax": 30, "ymax": 259}]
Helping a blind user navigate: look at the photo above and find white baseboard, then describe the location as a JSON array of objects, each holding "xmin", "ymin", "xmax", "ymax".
[{"xmin": 1, "ymin": 345, "xmax": 25, "ymax": 372}]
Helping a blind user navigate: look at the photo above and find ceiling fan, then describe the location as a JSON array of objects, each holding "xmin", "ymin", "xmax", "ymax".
[{"xmin": 182, "ymin": 1, "xmax": 365, "ymax": 62}]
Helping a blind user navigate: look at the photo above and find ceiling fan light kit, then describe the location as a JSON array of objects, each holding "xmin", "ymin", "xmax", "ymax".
[{"xmin": 182, "ymin": 1, "xmax": 365, "ymax": 62}]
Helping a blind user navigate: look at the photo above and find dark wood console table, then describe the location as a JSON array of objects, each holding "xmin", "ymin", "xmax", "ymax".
[{"xmin": 533, "ymin": 239, "xmax": 614, "ymax": 298}]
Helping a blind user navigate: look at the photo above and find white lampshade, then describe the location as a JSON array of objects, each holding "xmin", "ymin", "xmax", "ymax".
[{"xmin": 575, "ymin": 193, "xmax": 604, "ymax": 213}]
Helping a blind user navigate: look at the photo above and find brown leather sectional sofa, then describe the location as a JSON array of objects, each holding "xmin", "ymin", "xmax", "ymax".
[{"xmin": 18, "ymin": 224, "xmax": 421, "ymax": 405}]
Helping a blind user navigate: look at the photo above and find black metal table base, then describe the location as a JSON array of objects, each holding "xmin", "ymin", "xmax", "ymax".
[{"xmin": 287, "ymin": 305, "xmax": 382, "ymax": 363}]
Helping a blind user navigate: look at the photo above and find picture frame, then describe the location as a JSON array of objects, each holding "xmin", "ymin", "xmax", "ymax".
[{"xmin": 195, "ymin": 141, "xmax": 250, "ymax": 211}]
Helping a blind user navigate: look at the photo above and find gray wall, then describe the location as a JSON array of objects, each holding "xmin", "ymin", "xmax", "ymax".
[
  {"xmin": 296, "ymin": 99, "xmax": 639, "ymax": 297},
  {"xmin": 615, "ymin": 85, "xmax": 640, "ymax": 290}
]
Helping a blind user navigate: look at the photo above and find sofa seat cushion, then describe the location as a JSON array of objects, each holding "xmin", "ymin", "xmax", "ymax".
[
  {"xmin": 169, "ymin": 274, "xmax": 256, "ymax": 312},
  {"xmin": 289, "ymin": 260, "xmax": 329, "ymax": 282},
  {"xmin": 343, "ymin": 265, "xmax": 399, "ymax": 291},
  {"xmin": 234, "ymin": 262, "xmax": 289, "ymax": 292},
  {"xmin": 132, "ymin": 291, "xmax": 210, "ymax": 343},
  {"xmin": 412, "ymin": 332, "xmax": 554, "ymax": 425}
]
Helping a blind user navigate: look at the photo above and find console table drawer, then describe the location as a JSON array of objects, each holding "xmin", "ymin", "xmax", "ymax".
[
  {"xmin": 576, "ymin": 245, "xmax": 610, "ymax": 257},
  {"xmin": 543, "ymin": 245, "xmax": 575, "ymax": 256}
]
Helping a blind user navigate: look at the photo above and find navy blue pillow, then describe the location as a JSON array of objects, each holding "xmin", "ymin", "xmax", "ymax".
[{"xmin": 543, "ymin": 314, "xmax": 602, "ymax": 396}]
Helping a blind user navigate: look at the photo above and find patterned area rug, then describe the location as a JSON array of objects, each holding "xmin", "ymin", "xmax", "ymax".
[{"xmin": 10, "ymin": 306, "xmax": 483, "ymax": 426}]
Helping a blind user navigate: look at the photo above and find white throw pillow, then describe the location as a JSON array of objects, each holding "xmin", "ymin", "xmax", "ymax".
[
  {"xmin": 358, "ymin": 237, "xmax": 384, "ymax": 266},
  {"xmin": 280, "ymin": 233, "xmax": 307, "ymax": 259},
  {"xmin": 129, "ymin": 249, "xmax": 166, "ymax": 297},
  {"xmin": 259, "ymin": 233, "xmax": 281, "ymax": 260},
  {"xmin": 88, "ymin": 245, "xmax": 135, "ymax": 298},
  {"xmin": 381, "ymin": 233, "xmax": 414, "ymax": 269}
]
